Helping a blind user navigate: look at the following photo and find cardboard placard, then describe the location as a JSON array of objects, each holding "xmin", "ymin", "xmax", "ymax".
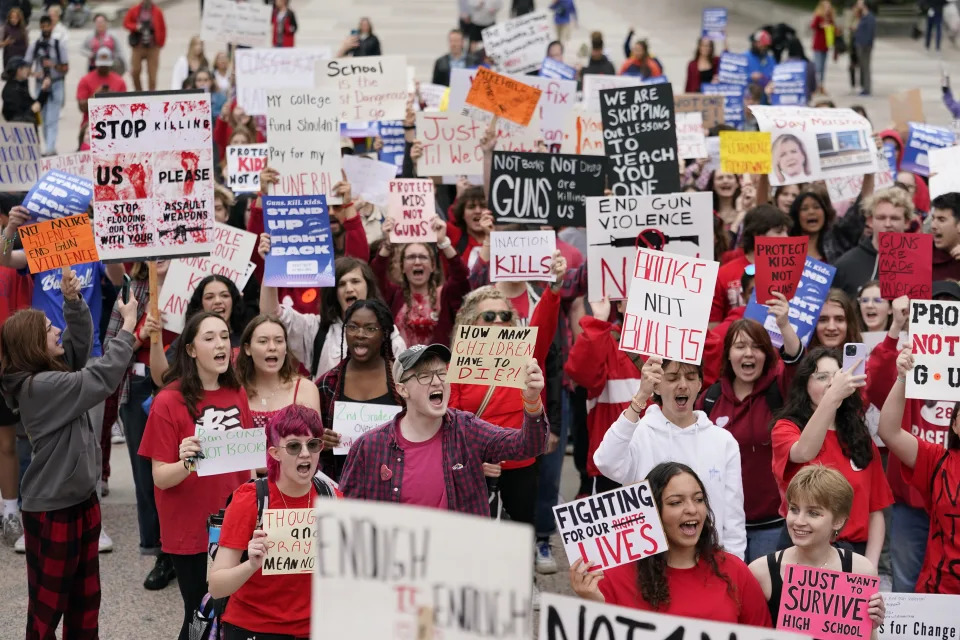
[
  {"xmin": 449, "ymin": 324, "xmax": 538, "ymax": 389},
  {"xmin": 39, "ymin": 151, "xmax": 92, "ymax": 181},
  {"xmin": 234, "ymin": 48, "xmax": 332, "ymax": 116},
  {"xmin": 341, "ymin": 154, "xmax": 399, "ymax": 209},
  {"xmin": 387, "ymin": 179, "xmax": 436, "ymax": 243},
  {"xmin": 194, "ymin": 426, "xmax": 266, "ymax": 477},
  {"xmin": 825, "ymin": 170, "xmax": 895, "ymax": 217},
  {"xmin": 89, "ymin": 91, "xmax": 215, "ymax": 262},
  {"xmin": 778, "ymin": 565, "xmax": 879, "ymax": 640},
  {"xmin": 585, "ymin": 193, "xmax": 714, "ymax": 301},
  {"xmin": 878, "ymin": 593, "xmax": 960, "ymax": 639},
  {"xmin": 22, "ymin": 169, "xmax": 94, "ymax": 222},
  {"xmin": 674, "ymin": 93, "xmax": 725, "ymax": 130},
  {"xmin": 332, "ymin": 401, "xmax": 403, "ymax": 455},
  {"xmin": 582, "ymin": 74, "xmax": 641, "ymax": 113},
  {"xmin": 226, "ymin": 144, "xmax": 268, "ymax": 193},
  {"xmin": 480, "ymin": 9, "xmax": 552, "ymax": 74},
  {"xmin": 262, "ymin": 195, "xmax": 334, "ymax": 288},
  {"xmin": 314, "ymin": 56, "xmax": 408, "ymax": 123},
  {"xmin": 17, "ymin": 215, "xmax": 99, "ymax": 274},
  {"xmin": 744, "ymin": 257, "xmax": 836, "ymax": 348},
  {"xmin": 878, "ymin": 232, "xmax": 932, "ymax": 300},
  {"xmin": 676, "ymin": 112, "xmax": 707, "ymax": 160},
  {"xmin": 463, "ymin": 67, "xmax": 542, "ymax": 127},
  {"xmin": 266, "ymin": 90, "xmax": 341, "ymax": 201},
  {"xmin": 754, "ymin": 236, "xmax": 808, "ymax": 303},
  {"xmin": 619, "ymin": 248, "xmax": 719, "ymax": 364},
  {"xmin": 889, "ymin": 88, "xmax": 925, "ymax": 135},
  {"xmin": 489, "ymin": 151, "xmax": 604, "ymax": 226},
  {"xmin": 906, "ymin": 300, "xmax": 960, "ymax": 400},
  {"xmin": 414, "ymin": 113, "xmax": 485, "ymax": 177},
  {"xmin": 201, "ymin": 0, "xmax": 271, "ymax": 48},
  {"xmin": 902, "ymin": 123, "xmax": 956, "ymax": 177},
  {"xmin": 771, "ymin": 61, "xmax": 809, "ymax": 105},
  {"xmin": 719, "ymin": 130, "xmax": 772, "ymax": 174},
  {"xmin": 553, "ymin": 482, "xmax": 668, "ymax": 572},
  {"xmin": 560, "ymin": 110, "xmax": 604, "ymax": 156},
  {"xmin": 489, "ymin": 230, "xmax": 556, "ymax": 282},
  {"xmin": 261, "ymin": 508, "xmax": 316, "ymax": 575},
  {"xmin": 0, "ymin": 123, "xmax": 41, "ymax": 191},
  {"xmin": 600, "ymin": 84, "xmax": 681, "ymax": 196}
]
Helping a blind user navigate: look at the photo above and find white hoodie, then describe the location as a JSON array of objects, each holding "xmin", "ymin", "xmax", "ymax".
[{"xmin": 593, "ymin": 405, "xmax": 747, "ymax": 559}]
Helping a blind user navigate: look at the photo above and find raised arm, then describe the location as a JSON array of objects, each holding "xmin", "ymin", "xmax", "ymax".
[
  {"xmin": 789, "ymin": 362, "xmax": 865, "ymax": 463},
  {"xmin": 477, "ymin": 362, "xmax": 549, "ymax": 462}
]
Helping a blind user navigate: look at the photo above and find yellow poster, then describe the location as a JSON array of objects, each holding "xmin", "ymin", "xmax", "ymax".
[{"xmin": 719, "ymin": 131, "xmax": 772, "ymax": 175}]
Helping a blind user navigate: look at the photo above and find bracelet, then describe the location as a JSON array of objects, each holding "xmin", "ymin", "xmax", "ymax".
[
  {"xmin": 403, "ymin": 124, "xmax": 416, "ymax": 130},
  {"xmin": 897, "ymin": 375, "xmax": 906, "ymax": 384},
  {"xmin": 340, "ymin": 201, "xmax": 355, "ymax": 209},
  {"xmin": 630, "ymin": 399, "xmax": 644, "ymax": 414},
  {"xmin": 436, "ymin": 238, "xmax": 452, "ymax": 250},
  {"xmin": 523, "ymin": 399, "xmax": 542, "ymax": 413}
]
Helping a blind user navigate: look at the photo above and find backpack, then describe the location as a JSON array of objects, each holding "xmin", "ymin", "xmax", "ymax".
[{"xmin": 701, "ymin": 380, "xmax": 783, "ymax": 419}]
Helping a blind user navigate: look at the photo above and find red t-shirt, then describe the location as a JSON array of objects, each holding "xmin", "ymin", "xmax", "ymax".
[
  {"xmin": 77, "ymin": 70, "xmax": 127, "ymax": 127},
  {"xmin": 901, "ymin": 441, "xmax": 960, "ymax": 594},
  {"xmin": 0, "ymin": 266, "xmax": 32, "ymax": 323},
  {"xmin": 771, "ymin": 420, "xmax": 894, "ymax": 543},
  {"xmin": 138, "ymin": 383, "xmax": 255, "ymax": 555},
  {"xmin": 509, "ymin": 291, "xmax": 531, "ymax": 323},
  {"xmin": 219, "ymin": 481, "xmax": 311, "ymax": 636},
  {"xmin": 711, "ymin": 254, "xmax": 750, "ymax": 323},
  {"xmin": 395, "ymin": 424, "xmax": 448, "ymax": 509},
  {"xmin": 598, "ymin": 551, "xmax": 772, "ymax": 627}
]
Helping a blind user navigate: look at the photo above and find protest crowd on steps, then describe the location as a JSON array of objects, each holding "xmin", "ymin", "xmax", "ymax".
[{"xmin": 2, "ymin": 0, "xmax": 960, "ymax": 638}]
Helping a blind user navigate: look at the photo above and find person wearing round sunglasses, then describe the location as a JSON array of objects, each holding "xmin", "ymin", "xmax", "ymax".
[{"xmin": 209, "ymin": 405, "xmax": 337, "ymax": 640}]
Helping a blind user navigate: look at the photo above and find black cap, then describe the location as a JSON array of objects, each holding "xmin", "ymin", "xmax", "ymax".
[
  {"xmin": 2, "ymin": 56, "xmax": 28, "ymax": 82},
  {"xmin": 932, "ymin": 280, "xmax": 960, "ymax": 301},
  {"xmin": 394, "ymin": 344, "xmax": 451, "ymax": 376}
]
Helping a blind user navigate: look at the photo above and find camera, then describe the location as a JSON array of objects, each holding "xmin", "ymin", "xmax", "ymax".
[{"xmin": 844, "ymin": 344, "xmax": 857, "ymax": 357}]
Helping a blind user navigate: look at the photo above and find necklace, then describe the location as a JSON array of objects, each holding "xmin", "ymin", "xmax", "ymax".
[
  {"xmin": 257, "ymin": 382, "xmax": 285, "ymax": 407},
  {"xmin": 278, "ymin": 487, "xmax": 312, "ymax": 510}
]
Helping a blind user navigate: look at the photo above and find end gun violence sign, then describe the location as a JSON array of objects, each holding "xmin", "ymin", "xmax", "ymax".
[
  {"xmin": 777, "ymin": 565, "xmax": 879, "ymax": 640},
  {"xmin": 906, "ymin": 300, "xmax": 960, "ymax": 400},
  {"xmin": 449, "ymin": 324, "xmax": 538, "ymax": 389}
]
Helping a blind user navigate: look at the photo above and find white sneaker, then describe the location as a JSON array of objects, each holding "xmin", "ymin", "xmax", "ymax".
[
  {"xmin": 110, "ymin": 421, "xmax": 125, "ymax": 445},
  {"xmin": 14, "ymin": 534, "xmax": 25, "ymax": 553},
  {"xmin": 98, "ymin": 529, "xmax": 113, "ymax": 553},
  {"xmin": 535, "ymin": 540, "xmax": 558, "ymax": 574},
  {"xmin": 2, "ymin": 512, "xmax": 23, "ymax": 546}
]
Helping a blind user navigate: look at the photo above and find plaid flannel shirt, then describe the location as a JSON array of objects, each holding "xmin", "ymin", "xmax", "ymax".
[
  {"xmin": 339, "ymin": 407, "xmax": 548, "ymax": 517},
  {"xmin": 104, "ymin": 277, "xmax": 151, "ymax": 407}
]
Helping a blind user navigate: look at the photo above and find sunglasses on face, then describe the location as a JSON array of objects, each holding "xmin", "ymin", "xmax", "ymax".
[
  {"xmin": 477, "ymin": 310, "xmax": 513, "ymax": 323},
  {"xmin": 280, "ymin": 438, "xmax": 322, "ymax": 455}
]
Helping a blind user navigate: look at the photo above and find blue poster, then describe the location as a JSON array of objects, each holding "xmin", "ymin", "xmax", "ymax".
[
  {"xmin": 717, "ymin": 52, "xmax": 749, "ymax": 86},
  {"xmin": 901, "ymin": 123, "xmax": 956, "ymax": 177},
  {"xmin": 641, "ymin": 75, "xmax": 670, "ymax": 86},
  {"xmin": 883, "ymin": 140, "xmax": 899, "ymax": 174},
  {"xmin": 701, "ymin": 82, "xmax": 745, "ymax": 129},
  {"xmin": 539, "ymin": 57, "xmax": 576, "ymax": 81},
  {"xmin": 340, "ymin": 121, "xmax": 379, "ymax": 138},
  {"xmin": 22, "ymin": 169, "xmax": 94, "ymax": 222},
  {"xmin": 744, "ymin": 256, "xmax": 836, "ymax": 348},
  {"xmin": 377, "ymin": 120, "xmax": 405, "ymax": 177},
  {"xmin": 771, "ymin": 61, "xmax": 807, "ymax": 105},
  {"xmin": 702, "ymin": 7, "xmax": 727, "ymax": 41},
  {"xmin": 262, "ymin": 195, "xmax": 335, "ymax": 288}
]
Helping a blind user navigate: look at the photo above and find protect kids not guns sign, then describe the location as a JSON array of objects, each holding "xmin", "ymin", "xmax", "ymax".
[{"xmin": 449, "ymin": 324, "xmax": 538, "ymax": 389}]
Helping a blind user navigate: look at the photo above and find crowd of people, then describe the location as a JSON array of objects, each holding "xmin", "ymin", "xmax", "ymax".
[{"xmin": 0, "ymin": 0, "xmax": 958, "ymax": 639}]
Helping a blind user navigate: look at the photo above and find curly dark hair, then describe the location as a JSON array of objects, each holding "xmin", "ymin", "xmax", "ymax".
[
  {"xmin": 185, "ymin": 274, "xmax": 246, "ymax": 338},
  {"xmin": 635, "ymin": 462, "xmax": 738, "ymax": 611},
  {"xmin": 774, "ymin": 346, "xmax": 873, "ymax": 470},
  {"xmin": 789, "ymin": 191, "xmax": 836, "ymax": 260}
]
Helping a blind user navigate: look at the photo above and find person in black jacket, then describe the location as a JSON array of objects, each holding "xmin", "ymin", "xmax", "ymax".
[
  {"xmin": 431, "ymin": 29, "xmax": 478, "ymax": 86},
  {"xmin": 577, "ymin": 30, "xmax": 615, "ymax": 90},
  {"xmin": 1, "ymin": 56, "xmax": 48, "ymax": 124},
  {"xmin": 346, "ymin": 17, "xmax": 381, "ymax": 56}
]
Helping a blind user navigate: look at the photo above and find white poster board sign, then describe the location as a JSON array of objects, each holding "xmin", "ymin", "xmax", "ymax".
[
  {"xmin": 481, "ymin": 9, "xmax": 552, "ymax": 74},
  {"xmin": 906, "ymin": 300, "xmax": 960, "ymax": 400},
  {"xmin": 315, "ymin": 55, "xmax": 408, "ymax": 123},
  {"xmin": 226, "ymin": 143, "xmax": 268, "ymax": 193},
  {"xmin": 582, "ymin": 74, "xmax": 641, "ymax": 113},
  {"xmin": 331, "ymin": 401, "xmax": 403, "ymax": 455},
  {"xmin": 201, "ymin": 0, "xmax": 271, "ymax": 48},
  {"xmin": 560, "ymin": 110, "xmax": 605, "ymax": 156},
  {"xmin": 415, "ymin": 112, "xmax": 485, "ymax": 177},
  {"xmin": 234, "ymin": 48, "xmax": 332, "ymax": 116},
  {"xmin": 341, "ymin": 154, "xmax": 399, "ymax": 208},
  {"xmin": 878, "ymin": 593, "xmax": 960, "ymax": 639},
  {"xmin": 195, "ymin": 426, "xmax": 266, "ymax": 477},
  {"xmin": 490, "ymin": 230, "xmax": 556, "ymax": 282},
  {"xmin": 39, "ymin": 151, "xmax": 93, "ymax": 181},
  {"xmin": 676, "ymin": 111, "xmax": 707, "ymax": 159},
  {"xmin": 0, "ymin": 123, "xmax": 41, "ymax": 191},
  {"xmin": 266, "ymin": 90, "xmax": 342, "ymax": 201}
]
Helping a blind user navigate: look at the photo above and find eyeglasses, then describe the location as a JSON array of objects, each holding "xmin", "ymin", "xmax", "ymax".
[
  {"xmin": 811, "ymin": 372, "xmax": 835, "ymax": 383},
  {"xmin": 345, "ymin": 323, "xmax": 381, "ymax": 337},
  {"xmin": 280, "ymin": 438, "xmax": 322, "ymax": 455},
  {"xmin": 401, "ymin": 369, "xmax": 447, "ymax": 385},
  {"xmin": 858, "ymin": 297, "xmax": 884, "ymax": 305},
  {"xmin": 477, "ymin": 310, "xmax": 513, "ymax": 323},
  {"xmin": 404, "ymin": 254, "xmax": 431, "ymax": 263}
]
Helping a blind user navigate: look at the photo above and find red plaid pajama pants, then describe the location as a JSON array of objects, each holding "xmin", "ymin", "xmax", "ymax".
[{"xmin": 23, "ymin": 494, "xmax": 101, "ymax": 640}]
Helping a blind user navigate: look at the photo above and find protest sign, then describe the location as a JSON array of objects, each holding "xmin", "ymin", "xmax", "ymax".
[
  {"xmin": 377, "ymin": 120, "xmax": 405, "ymax": 176},
  {"xmin": 619, "ymin": 248, "xmax": 719, "ymax": 364},
  {"xmin": 539, "ymin": 57, "xmax": 576, "ymax": 80},
  {"xmin": 906, "ymin": 300, "xmax": 960, "ymax": 400},
  {"xmin": 314, "ymin": 55, "xmax": 408, "ymax": 123},
  {"xmin": 928, "ymin": 145, "xmax": 960, "ymax": 198},
  {"xmin": 261, "ymin": 508, "xmax": 315, "ymax": 575},
  {"xmin": 463, "ymin": 67, "xmax": 542, "ymax": 127},
  {"xmin": 701, "ymin": 7, "xmax": 727, "ymax": 42},
  {"xmin": 39, "ymin": 152, "xmax": 92, "ymax": 181},
  {"xmin": 234, "ymin": 47, "xmax": 332, "ymax": 116},
  {"xmin": 582, "ymin": 74, "xmax": 641, "ymax": 114},
  {"xmin": 772, "ymin": 60, "xmax": 809, "ymax": 105},
  {"xmin": 418, "ymin": 83, "xmax": 447, "ymax": 110},
  {"xmin": 158, "ymin": 223, "xmax": 257, "ymax": 333},
  {"xmin": 17, "ymin": 215, "xmax": 99, "ymax": 274},
  {"xmin": 313, "ymin": 497, "xmax": 532, "ymax": 639},
  {"xmin": 902, "ymin": 123, "xmax": 956, "ymax": 177},
  {"xmin": 490, "ymin": 152, "xmax": 604, "ymax": 226},
  {"xmin": 262, "ymin": 195, "xmax": 334, "ymax": 288},
  {"xmin": 201, "ymin": 0, "xmax": 271, "ymax": 48},
  {"xmin": 754, "ymin": 236, "xmax": 809, "ymax": 302},
  {"xmin": 553, "ymin": 483, "xmax": 668, "ymax": 572},
  {"xmin": 719, "ymin": 131, "xmax": 772, "ymax": 174},
  {"xmin": 878, "ymin": 593, "xmax": 960, "ymax": 640},
  {"xmin": 676, "ymin": 112, "xmax": 707, "ymax": 160},
  {"xmin": 341, "ymin": 154, "xmax": 398, "ymax": 208},
  {"xmin": 750, "ymin": 105, "xmax": 880, "ymax": 186},
  {"xmin": 585, "ymin": 193, "xmax": 714, "ymax": 301},
  {"xmin": 560, "ymin": 110, "xmax": 604, "ymax": 156},
  {"xmin": 601, "ymin": 84, "xmax": 680, "ymax": 196},
  {"xmin": 675, "ymin": 93, "xmax": 725, "ymax": 130},
  {"xmin": 195, "ymin": 426, "xmax": 266, "ymax": 477},
  {"xmin": 266, "ymin": 90, "xmax": 341, "ymax": 201},
  {"xmin": 387, "ymin": 179, "xmax": 436, "ymax": 243},
  {"xmin": 825, "ymin": 170, "xmax": 894, "ymax": 217},
  {"xmin": 889, "ymin": 88, "xmax": 925, "ymax": 135},
  {"xmin": 449, "ymin": 324, "xmax": 538, "ymax": 389},
  {"xmin": 541, "ymin": 593, "xmax": 809, "ymax": 640},
  {"xmin": 481, "ymin": 9, "xmax": 552, "ymax": 74},
  {"xmin": 717, "ymin": 52, "xmax": 749, "ymax": 86},
  {"xmin": 226, "ymin": 144, "xmax": 268, "ymax": 193},
  {"xmin": 90, "ymin": 92, "xmax": 214, "ymax": 262},
  {"xmin": 489, "ymin": 230, "xmax": 556, "ymax": 282},
  {"xmin": 332, "ymin": 401, "xmax": 403, "ymax": 455},
  {"xmin": 879, "ymin": 232, "xmax": 932, "ymax": 300},
  {"xmin": 22, "ymin": 169, "xmax": 94, "ymax": 221},
  {"xmin": 415, "ymin": 113, "xmax": 485, "ymax": 176},
  {"xmin": 0, "ymin": 123, "xmax": 41, "ymax": 191},
  {"xmin": 745, "ymin": 257, "xmax": 836, "ymax": 348},
  {"xmin": 777, "ymin": 565, "xmax": 879, "ymax": 640},
  {"xmin": 701, "ymin": 82, "xmax": 744, "ymax": 128}
]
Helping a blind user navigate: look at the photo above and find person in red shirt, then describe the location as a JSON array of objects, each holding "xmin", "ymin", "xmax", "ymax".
[
  {"xmin": 569, "ymin": 461, "xmax": 771, "ymax": 627},
  {"xmin": 76, "ymin": 47, "xmax": 127, "ymax": 124},
  {"xmin": 271, "ymin": 0, "xmax": 297, "ymax": 48},
  {"xmin": 122, "ymin": 0, "xmax": 166, "ymax": 91},
  {"xmin": 138, "ymin": 312, "xmax": 256, "ymax": 640},
  {"xmin": 878, "ymin": 346, "xmax": 960, "ymax": 595},
  {"xmin": 771, "ymin": 347, "xmax": 893, "ymax": 567},
  {"xmin": 209, "ymin": 405, "xmax": 332, "ymax": 640},
  {"xmin": 445, "ymin": 185, "xmax": 489, "ymax": 270},
  {"xmin": 810, "ymin": 0, "xmax": 835, "ymax": 93}
]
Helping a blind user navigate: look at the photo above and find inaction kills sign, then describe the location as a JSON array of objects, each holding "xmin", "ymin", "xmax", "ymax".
[
  {"xmin": 600, "ymin": 84, "xmax": 680, "ymax": 196},
  {"xmin": 490, "ymin": 152, "xmax": 604, "ymax": 226},
  {"xmin": 490, "ymin": 230, "xmax": 556, "ymax": 282},
  {"xmin": 906, "ymin": 300, "xmax": 960, "ymax": 400}
]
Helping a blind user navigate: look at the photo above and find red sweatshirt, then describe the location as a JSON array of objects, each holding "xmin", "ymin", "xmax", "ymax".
[{"xmin": 702, "ymin": 306, "xmax": 745, "ymax": 388}]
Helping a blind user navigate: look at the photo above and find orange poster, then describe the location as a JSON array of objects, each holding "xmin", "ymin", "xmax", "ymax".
[
  {"xmin": 18, "ymin": 214, "xmax": 99, "ymax": 274},
  {"xmin": 463, "ymin": 67, "xmax": 542, "ymax": 127}
]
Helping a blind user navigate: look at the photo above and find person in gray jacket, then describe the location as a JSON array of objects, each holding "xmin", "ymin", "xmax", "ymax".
[{"xmin": 0, "ymin": 267, "xmax": 137, "ymax": 639}]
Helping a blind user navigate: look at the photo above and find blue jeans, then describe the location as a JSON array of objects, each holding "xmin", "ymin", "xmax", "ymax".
[
  {"xmin": 41, "ymin": 78, "xmax": 64, "ymax": 155},
  {"xmin": 927, "ymin": 8, "xmax": 944, "ymax": 50},
  {"xmin": 813, "ymin": 50, "xmax": 828, "ymax": 88},
  {"xmin": 121, "ymin": 373, "xmax": 161, "ymax": 554},
  {"xmin": 890, "ymin": 503, "xmax": 928, "ymax": 592},
  {"xmin": 534, "ymin": 390, "xmax": 570, "ymax": 538},
  {"xmin": 746, "ymin": 524, "xmax": 784, "ymax": 564}
]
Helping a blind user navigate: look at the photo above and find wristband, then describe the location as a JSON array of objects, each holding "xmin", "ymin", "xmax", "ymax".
[
  {"xmin": 523, "ymin": 399, "xmax": 542, "ymax": 413},
  {"xmin": 340, "ymin": 201, "xmax": 355, "ymax": 209},
  {"xmin": 897, "ymin": 375, "xmax": 906, "ymax": 384},
  {"xmin": 403, "ymin": 124, "xmax": 416, "ymax": 130},
  {"xmin": 436, "ymin": 238, "xmax": 452, "ymax": 250}
]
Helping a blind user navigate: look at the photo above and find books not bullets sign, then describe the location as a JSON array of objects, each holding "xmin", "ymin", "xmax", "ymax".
[
  {"xmin": 490, "ymin": 230, "xmax": 556, "ymax": 283},
  {"xmin": 553, "ymin": 482, "xmax": 668, "ymax": 572},
  {"xmin": 449, "ymin": 324, "xmax": 538, "ymax": 389},
  {"xmin": 906, "ymin": 300, "xmax": 960, "ymax": 401},
  {"xmin": 620, "ymin": 248, "xmax": 719, "ymax": 365}
]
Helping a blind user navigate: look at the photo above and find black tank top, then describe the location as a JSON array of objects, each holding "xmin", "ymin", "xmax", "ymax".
[{"xmin": 765, "ymin": 547, "xmax": 854, "ymax": 625}]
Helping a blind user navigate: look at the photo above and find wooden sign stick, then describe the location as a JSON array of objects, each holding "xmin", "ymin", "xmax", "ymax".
[{"xmin": 148, "ymin": 261, "xmax": 159, "ymax": 344}]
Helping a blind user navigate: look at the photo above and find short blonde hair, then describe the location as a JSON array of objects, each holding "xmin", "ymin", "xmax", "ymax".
[
  {"xmin": 865, "ymin": 186, "xmax": 913, "ymax": 221},
  {"xmin": 214, "ymin": 183, "xmax": 236, "ymax": 208},
  {"xmin": 453, "ymin": 286, "xmax": 518, "ymax": 329},
  {"xmin": 785, "ymin": 465, "xmax": 853, "ymax": 521}
]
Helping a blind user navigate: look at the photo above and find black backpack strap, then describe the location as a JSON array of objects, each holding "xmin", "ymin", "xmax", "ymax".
[
  {"xmin": 839, "ymin": 546, "xmax": 854, "ymax": 573},
  {"xmin": 254, "ymin": 477, "xmax": 270, "ymax": 528},
  {"xmin": 312, "ymin": 476, "xmax": 334, "ymax": 498},
  {"xmin": 702, "ymin": 381, "xmax": 722, "ymax": 416}
]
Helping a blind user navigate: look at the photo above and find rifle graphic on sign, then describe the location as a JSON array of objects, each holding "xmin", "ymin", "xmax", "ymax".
[
  {"xmin": 159, "ymin": 225, "xmax": 207, "ymax": 243},
  {"xmin": 590, "ymin": 229, "xmax": 701, "ymax": 251}
]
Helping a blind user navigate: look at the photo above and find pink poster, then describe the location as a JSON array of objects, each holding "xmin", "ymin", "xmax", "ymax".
[{"xmin": 778, "ymin": 564, "xmax": 879, "ymax": 640}]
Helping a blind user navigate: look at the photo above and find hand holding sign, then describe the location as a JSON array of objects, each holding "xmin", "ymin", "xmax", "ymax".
[
  {"xmin": 569, "ymin": 559, "xmax": 605, "ymax": 602},
  {"xmin": 522, "ymin": 360, "xmax": 544, "ymax": 404},
  {"xmin": 247, "ymin": 529, "xmax": 268, "ymax": 570},
  {"xmin": 754, "ymin": 236, "xmax": 808, "ymax": 302}
]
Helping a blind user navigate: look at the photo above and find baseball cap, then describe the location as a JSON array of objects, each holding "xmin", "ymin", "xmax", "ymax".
[
  {"xmin": 754, "ymin": 30, "xmax": 772, "ymax": 47},
  {"xmin": 94, "ymin": 47, "xmax": 114, "ymax": 68},
  {"xmin": 1, "ymin": 56, "xmax": 29, "ymax": 82},
  {"xmin": 392, "ymin": 344, "xmax": 451, "ymax": 381},
  {"xmin": 932, "ymin": 280, "xmax": 960, "ymax": 301}
]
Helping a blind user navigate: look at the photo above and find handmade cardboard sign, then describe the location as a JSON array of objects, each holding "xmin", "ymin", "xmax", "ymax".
[
  {"xmin": 39, "ymin": 152, "xmax": 92, "ymax": 181},
  {"xmin": 314, "ymin": 55, "xmax": 408, "ymax": 122},
  {"xmin": 266, "ymin": 90, "xmax": 341, "ymax": 201},
  {"xmin": 674, "ymin": 93, "xmax": 725, "ymax": 130},
  {"xmin": 878, "ymin": 593, "xmax": 960, "ymax": 639},
  {"xmin": 201, "ymin": 0, "xmax": 271, "ymax": 48},
  {"xmin": 889, "ymin": 88, "xmax": 924, "ymax": 135},
  {"xmin": 745, "ymin": 257, "xmax": 836, "ymax": 348},
  {"xmin": 262, "ymin": 195, "xmax": 334, "ymax": 288},
  {"xmin": 332, "ymin": 401, "xmax": 403, "ymax": 455},
  {"xmin": 261, "ymin": 508, "xmax": 316, "ymax": 575},
  {"xmin": 234, "ymin": 47, "xmax": 332, "ymax": 116},
  {"xmin": 777, "ymin": 565, "xmax": 879, "ymax": 640},
  {"xmin": 719, "ymin": 130, "xmax": 772, "ymax": 174},
  {"xmin": 906, "ymin": 300, "xmax": 960, "ymax": 400},
  {"xmin": 463, "ymin": 67, "xmax": 542, "ymax": 127},
  {"xmin": 878, "ymin": 232, "xmax": 932, "ymax": 300},
  {"xmin": 195, "ymin": 426, "xmax": 266, "ymax": 477},
  {"xmin": 754, "ymin": 236, "xmax": 808, "ymax": 302},
  {"xmin": 449, "ymin": 324, "xmax": 538, "ymax": 389},
  {"xmin": 0, "ymin": 123, "xmax": 41, "ymax": 191},
  {"xmin": 340, "ymin": 154, "xmax": 398, "ymax": 209},
  {"xmin": 619, "ymin": 248, "xmax": 719, "ymax": 364},
  {"xmin": 18, "ymin": 215, "xmax": 99, "ymax": 274},
  {"xmin": 825, "ymin": 170, "xmax": 894, "ymax": 217},
  {"xmin": 415, "ymin": 113, "xmax": 485, "ymax": 176},
  {"xmin": 22, "ymin": 169, "xmax": 94, "ymax": 221},
  {"xmin": 387, "ymin": 179, "xmax": 436, "ymax": 243},
  {"xmin": 489, "ymin": 230, "xmax": 556, "ymax": 282},
  {"xmin": 560, "ymin": 110, "xmax": 604, "ymax": 156},
  {"xmin": 553, "ymin": 483, "xmax": 668, "ymax": 572},
  {"xmin": 480, "ymin": 9, "xmax": 552, "ymax": 74},
  {"xmin": 226, "ymin": 144, "xmax": 268, "ymax": 193},
  {"xmin": 676, "ymin": 112, "xmax": 707, "ymax": 160}
]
